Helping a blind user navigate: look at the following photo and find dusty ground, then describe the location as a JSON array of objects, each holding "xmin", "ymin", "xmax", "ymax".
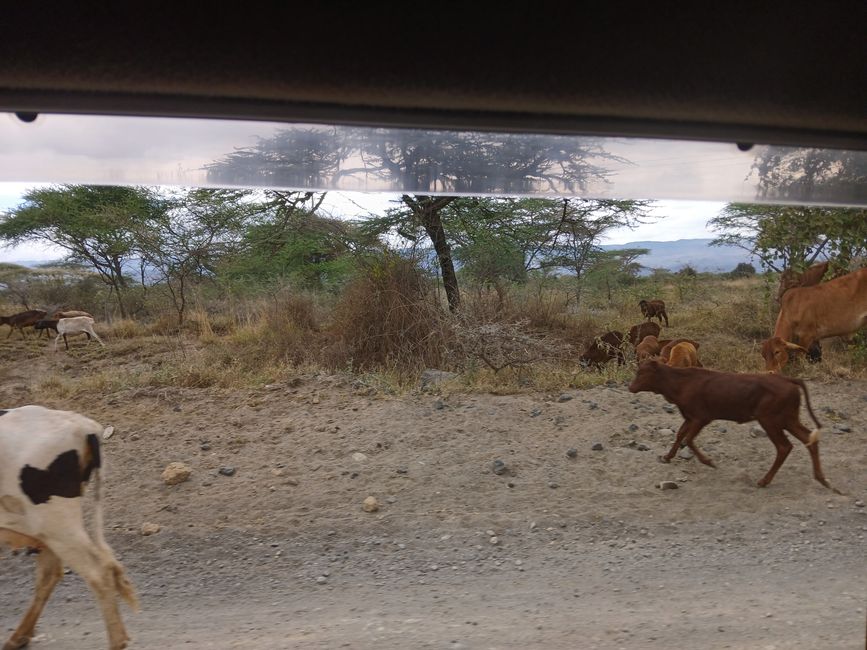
[{"xmin": 1, "ymin": 338, "xmax": 865, "ymax": 649}]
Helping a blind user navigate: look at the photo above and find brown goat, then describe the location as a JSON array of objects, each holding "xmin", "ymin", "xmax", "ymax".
[
  {"xmin": 776, "ymin": 260, "xmax": 829, "ymax": 303},
  {"xmin": 0, "ymin": 310, "xmax": 47, "ymax": 339},
  {"xmin": 628, "ymin": 360, "xmax": 837, "ymax": 491},
  {"xmin": 638, "ymin": 299, "xmax": 669, "ymax": 326},
  {"xmin": 628, "ymin": 321, "xmax": 661, "ymax": 346},
  {"xmin": 580, "ymin": 330, "xmax": 625, "ymax": 367}
]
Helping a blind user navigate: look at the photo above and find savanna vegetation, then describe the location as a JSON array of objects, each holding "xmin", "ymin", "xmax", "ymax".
[{"xmin": 1, "ymin": 180, "xmax": 866, "ymax": 397}]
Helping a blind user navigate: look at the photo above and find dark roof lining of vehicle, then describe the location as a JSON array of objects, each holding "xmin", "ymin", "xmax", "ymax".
[{"xmin": 1, "ymin": 6, "xmax": 865, "ymax": 149}]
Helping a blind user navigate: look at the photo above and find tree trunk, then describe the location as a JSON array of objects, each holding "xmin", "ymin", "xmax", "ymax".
[{"xmin": 406, "ymin": 196, "xmax": 461, "ymax": 312}]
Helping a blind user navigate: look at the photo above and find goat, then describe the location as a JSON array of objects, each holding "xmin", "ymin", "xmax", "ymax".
[
  {"xmin": 638, "ymin": 299, "xmax": 669, "ymax": 326},
  {"xmin": 628, "ymin": 321, "xmax": 661, "ymax": 346},
  {"xmin": 0, "ymin": 310, "xmax": 47, "ymax": 339},
  {"xmin": 55, "ymin": 316, "xmax": 104, "ymax": 352},
  {"xmin": 0, "ymin": 405, "xmax": 138, "ymax": 649},
  {"xmin": 628, "ymin": 360, "xmax": 838, "ymax": 491},
  {"xmin": 580, "ymin": 330, "xmax": 625, "ymax": 367}
]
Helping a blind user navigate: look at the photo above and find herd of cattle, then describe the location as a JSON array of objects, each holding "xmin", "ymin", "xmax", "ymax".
[
  {"xmin": 1, "ymin": 264, "xmax": 865, "ymax": 649},
  {"xmin": 0, "ymin": 308, "xmax": 104, "ymax": 351}
]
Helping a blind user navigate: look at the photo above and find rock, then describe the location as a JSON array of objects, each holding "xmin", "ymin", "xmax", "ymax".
[
  {"xmin": 554, "ymin": 415, "xmax": 566, "ymax": 426},
  {"xmin": 351, "ymin": 452, "xmax": 368, "ymax": 462},
  {"xmin": 833, "ymin": 424, "xmax": 851, "ymax": 433},
  {"xmin": 265, "ymin": 383, "xmax": 282, "ymax": 391},
  {"xmin": 362, "ymin": 496, "xmax": 380, "ymax": 512},
  {"xmin": 489, "ymin": 536, "xmax": 499, "ymax": 545},
  {"xmin": 315, "ymin": 576, "xmax": 328, "ymax": 584},
  {"xmin": 396, "ymin": 467, "xmax": 408, "ymax": 474},
  {"xmin": 312, "ymin": 395, "xmax": 321, "ymax": 404},
  {"xmin": 557, "ymin": 393, "xmax": 573, "ymax": 403},
  {"xmin": 592, "ymin": 442, "xmax": 604, "ymax": 451},
  {"xmin": 548, "ymin": 481, "xmax": 559, "ymax": 489},
  {"xmin": 140, "ymin": 522, "xmax": 161, "ymax": 536},
  {"xmin": 433, "ymin": 399, "xmax": 446, "ymax": 410},
  {"xmin": 658, "ymin": 428, "xmax": 675, "ymax": 437},
  {"xmin": 162, "ymin": 462, "xmax": 192, "ymax": 486},
  {"xmin": 271, "ymin": 468, "xmax": 284, "ymax": 477},
  {"xmin": 662, "ymin": 404, "xmax": 676, "ymax": 413},
  {"xmin": 218, "ymin": 466, "xmax": 236, "ymax": 477},
  {"xmin": 658, "ymin": 481, "xmax": 679, "ymax": 490},
  {"xmin": 636, "ymin": 443, "xmax": 651, "ymax": 452},
  {"xmin": 587, "ymin": 402, "xmax": 599, "ymax": 410},
  {"xmin": 628, "ymin": 423, "xmax": 639, "ymax": 432},
  {"xmin": 750, "ymin": 425, "xmax": 766, "ymax": 438},
  {"xmin": 200, "ymin": 443, "xmax": 211, "ymax": 451},
  {"xmin": 855, "ymin": 500, "xmax": 865, "ymax": 508},
  {"xmin": 491, "ymin": 460, "xmax": 508, "ymax": 475},
  {"xmin": 566, "ymin": 448, "xmax": 578, "ymax": 458},
  {"xmin": 678, "ymin": 448, "xmax": 694, "ymax": 460},
  {"xmin": 420, "ymin": 369, "xmax": 458, "ymax": 389},
  {"xmin": 530, "ymin": 408, "xmax": 542, "ymax": 417},
  {"xmin": 102, "ymin": 426, "xmax": 115, "ymax": 441}
]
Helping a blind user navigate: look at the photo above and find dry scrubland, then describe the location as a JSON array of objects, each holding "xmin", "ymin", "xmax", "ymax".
[{"xmin": 1, "ymin": 270, "xmax": 866, "ymax": 649}]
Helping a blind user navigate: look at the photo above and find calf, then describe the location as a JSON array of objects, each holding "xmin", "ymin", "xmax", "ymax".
[
  {"xmin": 0, "ymin": 405, "xmax": 138, "ymax": 649},
  {"xmin": 580, "ymin": 330, "xmax": 625, "ymax": 367},
  {"xmin": 628, "ymin": 360, "xmax": 837, "ymax": 491},
  {"xmin": 659, "ymin": 338, "xmax": 700, "ymax": 363},
  {"xmin": 628, "ymin": 321, "xmax": 661, "ymax": 346},
  {"xmin": 638, "ymin": 299, "xmax": 669, "ymax": 327},
  {"xmin": 0, "ymin": 310, "xmax": 47, "ymax": 339},
  {"xmin": 55, "ymin": 316, "xmax": 104, "ymax": 352},
  {"xmin": 666, "ymin": 341, "xmax": 702, "ymax": 367}
]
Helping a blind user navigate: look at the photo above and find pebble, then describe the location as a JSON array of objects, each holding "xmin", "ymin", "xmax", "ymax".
[
  {"xmin": 218, "ymin": 466, "xmax": 236, "ymax": 477},
  {"xmin": 678, "ymin": 448, "xmax": 694, "ymax": 460},
  {"xmin": 628, "ymin": 423, "xmax": 639, "ymax": 432},
  {"xmin": 833, "ymin": 424, "xmax": 851, "ymax": 433},
  {"xmin": 530, "ymin": 408, "xmax": 542, "ymax": 417},
  {"xmin": 663, "ymin": 404, "xmax": 676, "ymax": 413},
  {"xmin": 658, "ymin": 481, "xmax": 679, "ymax": 490},
  {"xmin": 636, "ymin": 443, "xmax": 651, "ymax": 451},
  {"xmin": 750, "ymin": 425, "xmax": 766, "ymax": 438},
  {"xmin": 592, "ymin": 443, "xmax": 604, "ymax": 451},
  {"xmin": 657, "ymin": 428, "xmax": 674, "ymax": 437},
  {"xmin": 855, "ymin": 500, "xmax": 864, "ymax": 508},
  {"xmin": 316, "ymin": 576, "xmax": 327, "ymax": 584},
  {"xmin": 362, "ymin": 496, "xmax": 379, "ymax": 513},
  {"xmin": 140, "ymin": 522, "xmax": 161, "ymax": 536},
  {"xmin": 351, "ymin": 452, "xmax": 368, "ymax": 462},
  {"xmin": 200, "ymin": 443, "xmax": 211, "ymax": 451},
  {"xmin": 557, "ymin": 394, "xmax": 573, "ymax": 403},
  {"xmin": 489, "ymin": 536, "xmax": 499, "ymax": 545},
  {"xmin": 433, "ymin": 399, "xmax": 446, "ymax": 410},
  {"xmin": 102, "ymin": 426, "xmax": 114, "ymax": 440},
  {"xmin": 491, "ymin": 460, "xmax": 507, "ymax": 475},
  {"xmin": 566, "ymin": 448, "xmax": 578, "ymax": 458},
  {"xmin": 548, "ymin": 482, "xmax": 559, "ymax": 489}
]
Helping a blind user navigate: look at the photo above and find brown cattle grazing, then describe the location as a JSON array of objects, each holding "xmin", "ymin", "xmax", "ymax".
[
  {"xmin": 580, "ymin": 330, "xmax": 625, "ymax": 367},
  {"xmin": 762, "ymin": 267, "xmax": 867, "ymax": 373},
  {"xmin": 776, "ymin": 260, "xmax": 829, "ymax": 303},
  {"xmin": 666, "ymin": 341, "xmax": 702, "ymax": 367},
  {"xmin": 658, "ymin": 338, "xmax": 700, "ymax": 363},
  {"xmin": 0, "ymin": 309, "xmax": 47, "ymax": 339},
  {"xmin": 635, "ymin": 335, "xmax": 661, "ymax": 361},
  {"xmin": 639, "ymin": 299, "xmax": 669, "ymax": 326},
  {"xmin": 628, "ymin": 360, "xmax": 838, "ymax": 491},
  {"xmin": 628, "ymin": 321, "xmax": 661, "ymax": 345}
]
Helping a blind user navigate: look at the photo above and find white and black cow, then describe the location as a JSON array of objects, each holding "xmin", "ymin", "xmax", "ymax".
[{"xmin": 0, "ymin": 405, "xmax": 137, "ymax": 650}]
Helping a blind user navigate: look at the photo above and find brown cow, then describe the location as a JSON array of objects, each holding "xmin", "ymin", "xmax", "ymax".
[
  {"xmin": 580, "ymin": 330, "xmax": 625, "ymax": 367},
  {"xmin": 762, "ymin": 267, "xmax": 867, "ymax": 373},
  {"xmin": 635, "ymin": 335, "xmax": 661, "ymax": 361},
  {"xmin": 667, "ymin": 341, "xmax": 703, "ymax": 367},
  {"xmin": 628, "ymin": 321, "xmax": 661, "ymax": 345},
  {"xmin": 0, "ymin": 309, "xmax": 47, "ymax": 339},
  {"xmin": 628, "ymin": 360, "xmax": 837, "ymax": 491},
  {"xmin": 776, "ymin": 260, "xmax": 829, "ymax": 303},
  {"xmin": 638, "ymin": 299, "xmax": 669, "ymax": 327},
  {"xmin": 658, "ymin": 338, "xmax": 700, "ymax": 363}
]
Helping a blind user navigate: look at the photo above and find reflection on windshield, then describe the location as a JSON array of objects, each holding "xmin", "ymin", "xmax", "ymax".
[{"xmin": 2, "ymin": 113, "xmax": 866, "ymax": 206}]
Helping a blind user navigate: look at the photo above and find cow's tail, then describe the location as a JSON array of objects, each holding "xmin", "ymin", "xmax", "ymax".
[
  {"xmin": 85, "ymin": 433, "xmax": 140, "ymax": 611},
  {"xmin": 789, "ymin": 378, "xmax": 822, "ymax": 445}
]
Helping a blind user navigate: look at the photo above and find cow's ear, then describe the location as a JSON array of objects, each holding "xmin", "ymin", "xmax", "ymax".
[{"xmin": 783, "ymin": 341, "xmax": 808, "ymax": 353}]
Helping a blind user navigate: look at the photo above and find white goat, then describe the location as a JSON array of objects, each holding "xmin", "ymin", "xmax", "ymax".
[
  {"xmin": 0, "ymin": 405, "xmax": 138, "ymax": 649},
  {"xmin": 55, "ymin": 316, "xmax": 105, "ymax": 352}
]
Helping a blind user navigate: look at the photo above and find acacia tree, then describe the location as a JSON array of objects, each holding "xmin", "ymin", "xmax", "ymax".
[
  {"xmin": 206, "ymin": 127, "xmax": 626, "ymax": 311},
  {"xmin": 0, "ymin": 185, "xmax": 161, "ymax": 317},
  {"xmin": 751, "ymin": 146, "xmax": 867, "ymax": 204},
  {"xmin": 709, "ymin": 203, "xmax": 867, "ymax": 273}
]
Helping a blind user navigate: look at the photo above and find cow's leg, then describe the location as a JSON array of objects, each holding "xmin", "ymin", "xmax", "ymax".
[
  {"xmin": 3, "ymin": 549, "xmax": 63, "ymax": 650},
  {"xmin": 756, "ymin": 419, "xmax": 792, "ymax": 487},
  {"xmin": 40, "ymin": 529, "xmax": 132, "ymax": 650},
  {"xmin": 785, "ymin": 418, "xmax": 838, "ymax": 492},
  {"xmin": 682, "ymin": 422, "xmax": 714, "ymax": 466},
  {"xmin": 660, "ymin": 420, "xmax": 698, "ymax": 463}
]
